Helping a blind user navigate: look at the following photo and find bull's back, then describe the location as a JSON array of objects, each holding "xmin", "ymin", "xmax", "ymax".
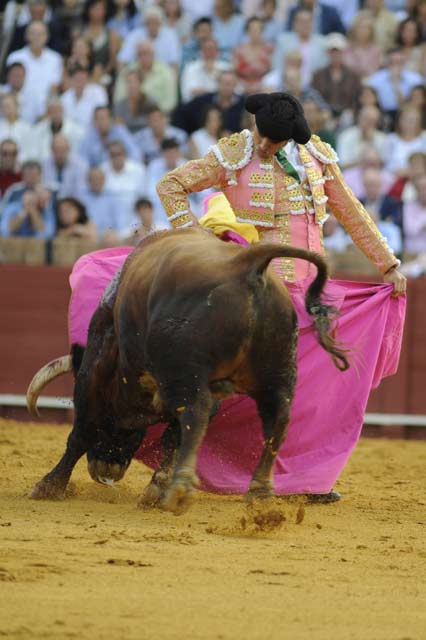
[
  {"xmin": 115, "ymin": 230, "xmax": 243, "ymax": 316},
  {"xmin": 114, "ymin": 231, "xmax": 249, "ymax": 372},
  {"xmin": 113, "ymin": 228, "xmax": 294, "ymax": 375}
]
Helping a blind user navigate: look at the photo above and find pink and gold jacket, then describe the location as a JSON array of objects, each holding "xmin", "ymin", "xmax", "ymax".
[{"xmin": 157, "ymin": 130, "xmax": 398, "ymax": 279}]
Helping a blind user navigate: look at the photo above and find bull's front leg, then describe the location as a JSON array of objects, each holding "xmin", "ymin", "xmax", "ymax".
[
  {"xmin": 138, "ymin": 418, "xmax": 180, "ymax": 509},
  {"xmin": 31, "ymin": 430, "xmax": 88, "ymax": 500},
  {"xmin": 160, "ymin": 388, "xmax": 212, "ymax": 515}
]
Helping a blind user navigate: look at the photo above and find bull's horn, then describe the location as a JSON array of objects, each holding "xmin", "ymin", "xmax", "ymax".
[{"xmin": 26, "ymin": 355, "xmax": 72, "ymax": 417}]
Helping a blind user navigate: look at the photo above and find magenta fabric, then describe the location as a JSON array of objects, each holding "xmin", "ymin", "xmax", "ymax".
[
  {"xmin": 68, "ymin": 248, "xmax": 406, "ymax": 495},
  {"xmin": 68, "ymin": 246, "xmax": 134, "ymax": 346},
  {"xmin": 219, "ymin": 230, "xmax": 250, "ymax": 245}
]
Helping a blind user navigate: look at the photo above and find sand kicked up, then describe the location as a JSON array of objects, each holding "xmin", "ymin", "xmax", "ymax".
[{"xmin": 0, "ymin": 419, "xmax": 425, "ymax": 640}]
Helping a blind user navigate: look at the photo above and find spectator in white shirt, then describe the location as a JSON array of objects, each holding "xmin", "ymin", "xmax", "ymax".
[
  {"xmin": 273, "ymin": 9, "xmax": 328, "ymax": 86},
  {"xmin": 134, "ymin": 106, "xmax": 187, "ymax": 164},
  {"xmin": 6, "ymin": 21, "xmax": 63, "ymax": 122},
  {"xmin": 118, "ymin": 5, "xmax": 181, "ymax": 68},
  {"xmin": 32, "ymin": 98, "xmax": 84, "ymax": 162},
  {"xmin": 113, "ymin": 69, "xmax": 159, "ymax": 133},
  {"xmin": 114, "ymin": 41, "xmax": 178, "ymax": 114},
  {"xmin": 403, "ymin": 174, "xmax": 426, "ymax": 255},
  {"xmin": 163, "ymin": 0, "xmax": 193, "ymax": 44},
  {"xmin": 101, "ymin": 140, "xmax": 146, "ymax": 237},
  {"xmin": 42, "ymin": 133, "xmax": 88, "ymax": 200},
  {"xmin": 145, "ymin": 137, "xmax": 187, "ymax": 228},
  {"xmin": 3, "ymin": 0, "xmax": 52, "ymax": 35},
  {"xmin": 81, "ymin": 167, "xmax": 122, "ymax": 245},
  {"xmin": 181, "ymin": 16, "xmax": 214, "ymax": 67},
  {"xmin": 337, "ymin": 106, "xmax": 387, "ymax": 170},
  {"xmin": 180, "ymin": 38, "xmax": 231, "ymax": 103},
  {"xmin": 254, "ymin": 0, "xmax": 286, "ymax": 45},
  {"xmin": 60, "ymin": 63, "xmax": 108, "ymax": 130},
  {"xmin": 79, "ymin": 105, "xmax": 140, "ymax": 166},
  {"xmin": 212, "ymin": 0, "xmax": 245, "ymax": 61},
  {"xmin": 383, "ymin": 105, "xmax": 426, "ymax": 176},
  {"xmin": 361, "ymin": 168, "xmax": 403, "ymax": 255},
  {"xmin": 343, "ymin": 145, "xmax": 395, "ymax": 200},
  {"xmin": 180, "ymin": 0, "xmax": 214, "ymax": 22},
  {"xmin": 0, "ymin": 62, "xmax": 42, "ymax": 124},
  {"xmin": 188, "ymin": 105, "xmax": 223, "ymax": 159},
  {"xmin": 366, "ymin": 49, "xmax": 424, "ymax": 120},
  {"xmin": 0, "ymin": 94, "xmax": 33, "ymax": 162}
]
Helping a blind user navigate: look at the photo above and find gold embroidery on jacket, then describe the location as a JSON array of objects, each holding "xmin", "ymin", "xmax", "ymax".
[
  {"xmin": 248, "ymin": 171, "xmax": 273, "ymax": 187},
  {"xmin": 249, "ymin": 190, "xmax": 274, "ymax": 208},
  {"xmin": 298, "ymin": 144, "xmax": 327, "ymax": 223},
  {"xmin": 260, "ymin": 223, "xmax": 295, "ymax": 281},
  {"xmin": 234, "ymin": 208, "xmax": 274, "ymax": 226}
]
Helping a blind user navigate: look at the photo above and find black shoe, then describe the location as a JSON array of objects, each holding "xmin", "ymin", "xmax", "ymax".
[{"xmin": 306, "ymin": 491, "xmax": 342, "ymax": 504}]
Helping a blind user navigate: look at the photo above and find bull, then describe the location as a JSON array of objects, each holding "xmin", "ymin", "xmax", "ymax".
[{"xmin": 27, "ymin": 228, "xmax": 348, "ymax": 515}]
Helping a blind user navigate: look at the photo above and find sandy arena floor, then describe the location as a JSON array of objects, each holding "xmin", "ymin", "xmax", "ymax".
[{"xmin": 0, "ymin": 419, "xmax": 425, "ymax": 640}]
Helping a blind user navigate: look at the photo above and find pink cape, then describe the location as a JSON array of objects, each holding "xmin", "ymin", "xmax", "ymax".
[{"xmin": 69, "ymin": 247, "xmax": 406, "ymax": 495}]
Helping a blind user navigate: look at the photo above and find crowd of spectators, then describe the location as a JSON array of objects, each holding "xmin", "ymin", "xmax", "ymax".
[{"xmin": 0, "ymin": 0, "xmax": 425, "ymax": 272}]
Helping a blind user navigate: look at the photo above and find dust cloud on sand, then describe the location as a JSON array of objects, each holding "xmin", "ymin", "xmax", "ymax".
[{"xmin": 0, "ymin": 419, "xmax": 425, "ymax": 640}]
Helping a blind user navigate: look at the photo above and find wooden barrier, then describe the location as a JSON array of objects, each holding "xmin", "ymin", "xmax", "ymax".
[
  {"xmin": 0, "ymin": 237, "xmax": 46, "ymax": 265},
  {"xmin": 0, "ymin": 264, "xmax": 73, "ymax": 422},
  {"xmin": 0, "ymin": 263, "xmax": 425, "ymax": 436}
]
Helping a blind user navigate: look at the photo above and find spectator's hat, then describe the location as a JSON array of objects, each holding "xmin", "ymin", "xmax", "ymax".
[
  {"xmin": 325, "ymin": 32, "xmax": 348, "ymax": 50},
  {"xmin": 245, "ymin": 92, "xmax": 311, "ymax": 144}
]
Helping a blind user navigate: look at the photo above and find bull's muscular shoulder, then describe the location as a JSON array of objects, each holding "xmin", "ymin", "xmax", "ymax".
[
  {"xmin": 210, "ymin": 129, "xmax": 254, "ymax": 171},
  {"xmin": 305, "ymin": 134, "xmax": 339, "ymax": 165}
]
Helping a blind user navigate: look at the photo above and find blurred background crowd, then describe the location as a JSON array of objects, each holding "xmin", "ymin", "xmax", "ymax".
[{"xmin": 0, "ymin": 0, "xmax": 425, "ymax": 273}]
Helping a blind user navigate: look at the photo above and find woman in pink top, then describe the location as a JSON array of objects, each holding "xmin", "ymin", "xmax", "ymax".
[
  {"xmin": 343, "ymin": 14, "xmax": 382, "ymax": 78},
  {"xmin": 403, "ymin": 174, "xmax": 426, "ymax": 253},
  {"xmin": 396, "ymin": 17, "xmax": 426, "ymax": 76},
  {"xmin": 233, "ymin": 16, "xmax": 273, "ymax": 93}
]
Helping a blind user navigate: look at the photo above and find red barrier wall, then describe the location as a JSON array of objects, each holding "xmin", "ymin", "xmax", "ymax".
[
  {"xmin": 0, "ymin": 265, "xmax": 73, "ymax": 420},
  {"xmin": 1, "ymin": 265, "xmax": 425, "ymax": 433}
]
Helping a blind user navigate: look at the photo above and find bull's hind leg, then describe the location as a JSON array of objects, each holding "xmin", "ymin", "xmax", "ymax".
[
  {"xmin": 247, "ymin": 385, "xmax": 293, "ymax": 500},
  {"xmin": 31, "ymin": 430, "xmax": 88, "ymax": 500},
  {"xmin": 247, "ymin": 343, "xmax": 297, "ymax": 501},
  {"xmin": 138, "ymin": 418, "xmax": 180, "ymax": 508},
  {"xmin": 161, "ymin": 388, "xmax": 213, "ymax": 515}
]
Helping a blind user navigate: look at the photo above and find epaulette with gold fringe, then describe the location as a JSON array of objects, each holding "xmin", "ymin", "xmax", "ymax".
[
  {"xmin": 210, "ymin": 129, "xmax": 253, "ymax": 171},
  {"xmin": 305, "ymin": 134, "xmax": 339, "ymax": 165}
]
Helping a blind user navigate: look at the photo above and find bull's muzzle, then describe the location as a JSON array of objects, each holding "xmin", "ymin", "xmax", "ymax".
[{"xmin": 87, "ymin": 459, "xmax": 128, "ymax": 485}]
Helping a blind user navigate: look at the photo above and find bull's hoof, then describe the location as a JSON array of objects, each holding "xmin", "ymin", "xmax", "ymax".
[
  {"xmin": 30, "ymin": 478, "xmax": 67, "ymax": 500},
  {"xmin": 160, "ymin": 480, "xmax": 196, "ymax": 515},
  {"xmin": 245, "ymin": 481, "xmax": 274, "ymax": 503},
  {"xmin": 138, "ymin": 482, "xmax": 163, "ymax": 509}
]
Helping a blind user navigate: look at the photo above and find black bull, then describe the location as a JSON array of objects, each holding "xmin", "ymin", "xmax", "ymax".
[{"xmin": 27, "ymin": 228, "xmax": 348, "ymax": 514}]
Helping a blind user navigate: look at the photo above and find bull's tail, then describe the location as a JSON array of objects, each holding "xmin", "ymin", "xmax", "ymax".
[{"xmin": 236, "ymin": 243, "xmax": 350, "ymax": 371}]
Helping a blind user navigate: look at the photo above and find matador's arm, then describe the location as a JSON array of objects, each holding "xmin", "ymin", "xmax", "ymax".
[
  {"xmin": 156, "ymin": 151, "xmax": 227, "ymax": 228},
  {"xmin": 307, "ymin": 136, "xmax": 400, "ymax": 274}
]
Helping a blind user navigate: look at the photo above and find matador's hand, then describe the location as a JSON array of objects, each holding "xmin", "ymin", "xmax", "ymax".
[{"xmin": 383, "ymin": 267, "xmax": 407, "ymax": 297}]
